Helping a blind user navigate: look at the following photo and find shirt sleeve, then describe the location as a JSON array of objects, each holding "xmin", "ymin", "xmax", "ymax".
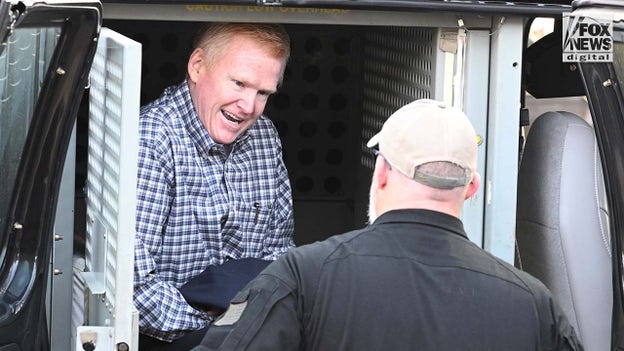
[
  {"xmin": 262, "ymin": 133, "xmax": 295, "ymax": 260},
  {"xmin": 134, "ymin": 123, "xmax": 210, "ymax": 341},
  {"xmin": 192, "ymin": 270, "xmax": 301, "ymax": 351}
]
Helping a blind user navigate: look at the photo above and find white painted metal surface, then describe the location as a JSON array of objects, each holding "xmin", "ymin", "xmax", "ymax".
[
  {"xmin": 80, "ymin": 27, "xmax": 141, "ymax": 350},
  {"xmin": 460, "ymin": 28, "xmax": 491, "ymax": 248},
  {"xmin": 483, "ymin": 16, "xmax": 525, "ymax": 263}
]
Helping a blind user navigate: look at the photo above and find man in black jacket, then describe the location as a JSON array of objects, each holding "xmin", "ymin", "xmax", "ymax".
[{"xmin": 192, "ymin": 99, "xmax": 583, "ymax": 351}]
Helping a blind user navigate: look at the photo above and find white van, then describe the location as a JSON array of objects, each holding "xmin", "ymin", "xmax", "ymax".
[{"xmin": 1, "ymin": 0, "xmax": 623, "ymax": 349}]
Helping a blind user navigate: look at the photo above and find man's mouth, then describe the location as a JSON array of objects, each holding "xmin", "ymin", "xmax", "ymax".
[{"xmin": 222, "ymin": 110, "xmax": 243, "ymax": 125}]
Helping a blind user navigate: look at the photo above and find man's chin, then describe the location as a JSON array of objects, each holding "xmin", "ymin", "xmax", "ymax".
[{"xmin": 212, "ymin": 131, "xmax": 239, "ymax": 145}]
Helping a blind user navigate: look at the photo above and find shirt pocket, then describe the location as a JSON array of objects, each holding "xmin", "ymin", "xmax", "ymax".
[{"xmin": 239, "ymin": 201, "xmax": 273, "ymax": 235}]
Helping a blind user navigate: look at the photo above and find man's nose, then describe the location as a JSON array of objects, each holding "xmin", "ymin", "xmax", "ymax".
[{"xmin": 237, "ymin": 90, "xmax": 256, "ymax": 114}]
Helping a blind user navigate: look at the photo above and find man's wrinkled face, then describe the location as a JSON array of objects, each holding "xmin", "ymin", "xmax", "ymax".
[{"xmin": 188, "ymin": 35, "xmax": 283, "ymax": 145}]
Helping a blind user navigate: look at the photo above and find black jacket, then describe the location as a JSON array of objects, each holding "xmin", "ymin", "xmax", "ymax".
[{"xmin": 194, "ymin": 209, "xmax": 583, "ymax": 351}]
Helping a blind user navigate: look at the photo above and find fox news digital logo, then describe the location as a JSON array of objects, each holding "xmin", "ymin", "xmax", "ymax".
[{"xmin": 563, "ymin": 15, "xmax": 613, "ymax": 62}]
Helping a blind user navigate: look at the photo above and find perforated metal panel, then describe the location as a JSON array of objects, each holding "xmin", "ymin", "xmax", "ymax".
[
  {"xmin": 265, "ymin": 26, "xmax": 362, "ymax": 201},
  {"xmin": 268, "ymin": 26, "xmax": 364, "ymax": 243},
  {"xmin": 352, "ymin": 27, "xmax": 441, "ymax": 224},
  {"xmin": 81, "ymin": 27, "xmax": 141, "ymax": 349},
  {"xmin": 361, "ymin": 27, "xmax": 438, "ymax": 170},
  {"xmin": 103, "ymin": 20, "xmax": 197, "ymax": 106}
]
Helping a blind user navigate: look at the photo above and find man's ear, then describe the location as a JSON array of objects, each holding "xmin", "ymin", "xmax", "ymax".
[
  {"xmin": 464, "ymin": 172, "xmax": 481, "ymax": 200},
  {"xmin": 373, "ymin": 155, "xmax": 388, "ymax": 189},
  {"xmin": 188, "ymin": 48, "xmax": 205, "ymax": 83}
]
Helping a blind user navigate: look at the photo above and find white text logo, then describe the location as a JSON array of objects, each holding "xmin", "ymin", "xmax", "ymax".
[{"xmin": 562, "ymin": 15, "xmax": 613, "ymax": 62}]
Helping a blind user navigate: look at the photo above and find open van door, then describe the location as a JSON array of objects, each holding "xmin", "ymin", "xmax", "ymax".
[
  {"xmin": 571, "ymin": 1, "xmax": 624, "ymax": 348},
  {"xmin": 7, "ymin": 0, "xmax": 624, "ymax": 349},
  {"xmin": 0, "ymin": 1, "xmax": 101, "ymax": 350}
]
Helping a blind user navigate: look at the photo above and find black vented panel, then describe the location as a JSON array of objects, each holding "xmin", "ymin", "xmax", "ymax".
[
  {"xmin": 361, "ymin": 27, "xmax": 438, "ymax": 170},
  {"xmin": 353, "ymin": 27, "xmax": 438, "ymax": 224},
  {"xmin": 103, "ymin": 20, "xmax": 198, "ymax": 105},
  {"xmin": 264, "ymin": 25, "xmax": 362, "ymax": 201}
]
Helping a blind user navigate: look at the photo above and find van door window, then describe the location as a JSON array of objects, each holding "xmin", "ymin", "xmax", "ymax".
[{"xmin": 0, "ymin": 25, "xmax": 59, "ymax": 304}]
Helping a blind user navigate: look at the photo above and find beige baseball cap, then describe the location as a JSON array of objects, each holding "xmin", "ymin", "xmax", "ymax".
[{"xmin": 366, "ymin": 99, "xmax": 478, "ymax": 189}]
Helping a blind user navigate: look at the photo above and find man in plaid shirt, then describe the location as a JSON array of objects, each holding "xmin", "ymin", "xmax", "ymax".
[{"xmin": 134, "ymin": 23, "xmax": 295, "ymax": 350}]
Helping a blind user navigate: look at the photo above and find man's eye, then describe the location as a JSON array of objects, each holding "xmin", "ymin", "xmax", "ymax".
[{"xmin": 234, "ymin": 80, "xmax": 244, "ymax": 87}]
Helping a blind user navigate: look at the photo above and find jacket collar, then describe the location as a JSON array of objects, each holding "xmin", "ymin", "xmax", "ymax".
[{"xmin": 372, "ymin": 209, "xmax": 469, "ymax": 240}]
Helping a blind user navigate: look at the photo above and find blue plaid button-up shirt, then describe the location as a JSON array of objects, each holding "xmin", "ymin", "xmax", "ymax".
[{"xmin": 134, "ymin": 81, "xmax": 295, "ymax": 342}]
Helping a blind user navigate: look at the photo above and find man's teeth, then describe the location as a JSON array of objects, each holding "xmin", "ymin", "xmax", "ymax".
[{"xmin": 223, "ymin": 111, "xmax": 242, "ymax": 124}]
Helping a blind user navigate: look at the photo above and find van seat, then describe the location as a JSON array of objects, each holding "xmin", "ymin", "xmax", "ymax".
[{"xmin": 516, "ymin": 111, "xmax": 612, "ymax": 351}]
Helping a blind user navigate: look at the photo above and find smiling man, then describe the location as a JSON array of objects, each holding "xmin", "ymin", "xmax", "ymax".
[{"xmin": 133, "ymin": 23, "xmax": 295, "ymax": 351}]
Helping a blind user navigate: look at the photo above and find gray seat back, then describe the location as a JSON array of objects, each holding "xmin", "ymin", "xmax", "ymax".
[{"xmin": 516, "ymin": 111, "xmax": 612, "ymax": 351}]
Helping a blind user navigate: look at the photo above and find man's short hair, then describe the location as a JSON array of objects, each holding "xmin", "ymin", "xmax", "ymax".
[{"xmin": 192, "ymin": 22, "xmax": 290, "ymax": 83}]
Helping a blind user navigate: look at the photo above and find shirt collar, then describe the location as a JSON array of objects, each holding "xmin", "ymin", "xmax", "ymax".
[{"xmin": 372, "ymin": 209, "xmax": 469, "ymax": 240}]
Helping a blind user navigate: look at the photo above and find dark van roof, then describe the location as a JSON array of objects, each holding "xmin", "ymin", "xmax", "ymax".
[{"xmin": 102, "ymin": 0, "xmax": 572, "ymax": 16}]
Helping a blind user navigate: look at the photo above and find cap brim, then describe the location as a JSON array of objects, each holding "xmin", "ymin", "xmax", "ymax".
[{"xmin": 366, "ymin": 132, "xmax": 381, "ymax": 148}]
